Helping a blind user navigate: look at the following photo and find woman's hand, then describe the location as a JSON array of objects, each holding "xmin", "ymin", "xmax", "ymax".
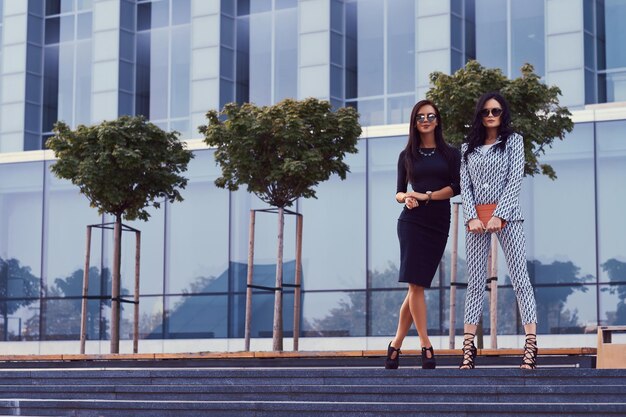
[
  {"xmin": 406, "ymin": 191, "xmax": 429, "ymax": 202},
  {"xmin": 467, "ymin": 218, "xmax": 485, "ymax": 234},
  {"xmin": 405, "ymin": 196, "xmax": 419, "ymax": 209},
  {"xmin": 486, "ymin": 216, "xmax": 503, "ymax": 233}
]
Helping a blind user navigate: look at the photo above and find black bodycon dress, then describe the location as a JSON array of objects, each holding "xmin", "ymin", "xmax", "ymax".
[{"xmin": 396, "ymin": 147, "xmax": 461, "ymax": 287}]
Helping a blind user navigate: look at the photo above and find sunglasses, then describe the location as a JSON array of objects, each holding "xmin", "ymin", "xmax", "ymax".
[
  {"xmin": 480, "ymin": 108, "xmax": 503, "ymax": 118},
  {"xmin": 416, "ymin": 113, "xmax": 437, "ymax": 124}
]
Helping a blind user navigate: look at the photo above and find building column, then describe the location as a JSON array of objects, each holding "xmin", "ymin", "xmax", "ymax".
[{"xmin": 0, "ymin": 0, "xmax": 29, "ymax": 152}]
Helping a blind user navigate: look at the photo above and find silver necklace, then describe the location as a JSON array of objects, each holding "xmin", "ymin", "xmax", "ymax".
[{"xmin": 418, "ymin": 148, "xmax": 436, "ymax": 157}]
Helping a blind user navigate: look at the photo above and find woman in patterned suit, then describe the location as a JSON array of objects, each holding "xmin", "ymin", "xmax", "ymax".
[
  {"xmin": 385, "ymin": 100, "xmax": 461, "ymax": 370},
  {"xmin": 459, "ymin": 92, "xmax": 538, "ymax": 370}
]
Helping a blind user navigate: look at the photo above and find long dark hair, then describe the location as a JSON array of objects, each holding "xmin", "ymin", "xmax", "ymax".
[
  {"xmin": 403, "ymin": 100, "xmax": 456, "ymax": 183},
  {"xmin": 463, "ymin": 92, "xmax": 515, "ymax": 161}
]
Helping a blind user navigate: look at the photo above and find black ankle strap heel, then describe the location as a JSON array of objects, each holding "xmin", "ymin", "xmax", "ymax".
[
  {"xmin": 520, "ymin": 333, "xmax": 538, "ymax": 370},
  {"xmin": 385, "ymin": 342, "xmax": 401, "ymax": 369},
  {"xmin": 459, "ymin": 333, "xmax": 477, "ymax": 370},
  {"xmin": 421, "ymin": 346, "xmax": 436, "ymax": 369}
]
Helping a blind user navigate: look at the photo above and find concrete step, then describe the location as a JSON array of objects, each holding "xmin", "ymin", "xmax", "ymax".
[
  {"xmin": 0, "ymin": 398, "xmax": 624, "ymax": 417},
  {"xmin": 0, "ymin": 383, "xmax": 625, "ymax": 403},
  {"xmin": 0, "ymin": 368, "xmax": 623, "ymax": 386}
]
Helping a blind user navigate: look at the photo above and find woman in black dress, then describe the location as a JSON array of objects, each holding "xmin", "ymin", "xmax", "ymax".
[{"xmin": 385, "ymin": 99, "xmax": 461, "ymax": 370}]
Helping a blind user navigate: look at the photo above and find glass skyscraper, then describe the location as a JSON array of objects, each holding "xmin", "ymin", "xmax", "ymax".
[{"xmin": 0, "ymin": 0, "xmax": 625, "ymax": 353}]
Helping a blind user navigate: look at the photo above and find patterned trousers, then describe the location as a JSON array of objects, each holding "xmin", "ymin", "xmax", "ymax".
[{"xmin": 463, "ymin": 221, "xmax": 537, "ymax": 325}]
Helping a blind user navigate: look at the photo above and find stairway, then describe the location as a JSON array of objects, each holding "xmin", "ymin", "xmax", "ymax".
[{"xmin": 0, "ymin": 366, "xmax": 624, "ymax": 416}]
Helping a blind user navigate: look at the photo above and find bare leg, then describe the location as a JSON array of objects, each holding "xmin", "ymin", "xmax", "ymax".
[
  {"xmin": 408, "ymin": 284, "xmax": 432, "ymax": 357},
  {"xmin": 389, "ymin": 291, "xmax": 412, "ymax": 360}
]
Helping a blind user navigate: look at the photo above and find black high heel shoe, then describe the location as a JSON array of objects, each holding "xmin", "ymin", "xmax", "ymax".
[
  {"xmin": 520, "ymin": 334, "xmax": 538, "ymax": 369},
  {"xmin": 459, "ymin": 333, "xmax": 477, "ymax": 369},
  {"xmin": 385, "ymin": 342, "xmax": 401, "ymax": 369},
  {"xmin": 421, "ymin": 346, "xmax": 436, "ymax": 369}
]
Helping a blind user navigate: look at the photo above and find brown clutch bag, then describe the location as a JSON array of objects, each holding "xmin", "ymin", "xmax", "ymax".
[{"xmin": 473, "ymin": 203, "xmax": 506, "ymax": 228}]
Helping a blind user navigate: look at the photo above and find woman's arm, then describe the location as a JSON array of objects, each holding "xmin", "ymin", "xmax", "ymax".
[
  {"xmin": 493, "ymin": 134, "xmax": 524, "ymax": 221},
  {"xmin": 460, "ymin": 144, "xmax": 478, "ymax": 224}
]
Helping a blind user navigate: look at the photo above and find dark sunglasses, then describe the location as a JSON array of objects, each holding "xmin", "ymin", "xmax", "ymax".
[
  {"xmin": 416, "ymin": 113, "xmax": 437, "ymax": 124},
  {"xmin": 480, "ymin": 107, "xmax": 503, "ymax": 118}
]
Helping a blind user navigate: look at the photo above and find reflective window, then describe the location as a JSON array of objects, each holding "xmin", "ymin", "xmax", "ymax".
[
  {"xmin": 302, "ymin": 291, "xmax": 366, "ymax": 337},
  {"xmin": 600, "ymin": 284, "xmax": 626, "ymax": 326},
  {"xmin": 524, "ymin": 123, "xmax": 597, "ymax": 284},
  {"xmin": 135, "ymin": 0, "xmax": 191, "ymax": 138},
  {"xmin": 299, "ymin": 141, "xmax": 366, "ymax": 290},
  {"xmin": 603, "ymin": 0, "xmax": 626, "ymax": 69},
  {"xmin": 119, "ymin": 295, "xmax": 163, "ymax": 339},
  {"xmin": 164, "ymin": 295, "xmax": 228, "ymax": 338},
  {"xmin": 166, "ymin": 151, "xmax": 229, "ymax": 295},
  {"xmin": 0, "ymin": 162, "xmax": 43, "ymax": 341},
  {"xmin": 511, "ymin": 0, "xmax": 544, "ymax": 76},
  {"xmin": 596, "ymin": 120, "xmax": 626, "ymax": 283},
  {"xmin": 368, "ymin": 136, "xmax": 405, "ymax": 289},
  {"xmin": 475, "ymin": 0, "xmax": 507, "ymax": 73},
  {"xmin": 42, "ymin": 3, "xmax": 92, "ymax": 147},
  {"xmin": 356, "ymin": 0, "xmax": 384, "ymax": 97},
  {"xmin": 274, "ymin": 7, "xmax": 297, "ymax": 101},
  {"xmin": 232, "ymin": 291, "xmax": 295, "ymax": 338},
  {"xmin": 387, "ymin": 0, "xmax": 414, "ymax": 94}
]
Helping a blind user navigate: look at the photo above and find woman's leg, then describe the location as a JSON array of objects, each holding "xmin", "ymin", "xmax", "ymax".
[
  {"xmin": 497, "ymin": 222, "xmax": 538, "ymax": 369},
  {"xmin": 408, "ymin": 284, "xmax": 431, "ymax": 353},
  {"xmin": 463, "ymin": 231, "xmax": 492, "ymax": 325},
  {"xmin": 390, "ymin": 291, "xmax": 413, "ymax": 356}
]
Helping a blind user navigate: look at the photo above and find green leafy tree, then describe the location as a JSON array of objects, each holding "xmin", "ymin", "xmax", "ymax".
[
  {"xmin": 200, "ymin": 98, "xmax": 361, "ymax": 350},
  {"xmin": 46, "ymin": 115, "xmax": 193, "ymax": 353},
  {"xmin": 428, "ymin": 60, "xmax": 574, "ymax": 179}
]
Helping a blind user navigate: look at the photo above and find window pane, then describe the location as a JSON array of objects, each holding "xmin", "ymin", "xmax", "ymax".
[
  {"xmin": 232, "ymin": 292, "xmax": 295, "ymax": 338},
  {"xmin": 149, "ymin": 29, "xmax": 169, "ymax": 120},
  {"xmin": 368, "ymin": 136, "xmax": 405, "ymax": 289},
  {"xmin": 475, "ymin": 0, "xmax": 507, "ymax": 73},
  {"xmin": 300, "ymin": 142, "xmax": 366, "ymax": 290},
  {"xmin": 248, "ymin": 13, "xmax": 271, "ymax": 105},
  {"xmin": 120, "ymin": 296, "xmax": 163, "ymax": 339},
  {"xmin": 166, "ymin": 151, "xmax": 229, "ymax": 294},
  {"xmin": 274, "ymin": 8, "xmax": 297, "ymax": 101},
  {"xmin": 600, "ymin": 284, "xmax": 626, "ymax": 326},
  {"xmin": 597, "ymin": 120, "xmax": 626, "ymax": 283},
  {"xmin": 357, "ymin": 0, "xmax": 384, "ymax": 97},
  {"xmin": 387, "ymin": 95, "xmax": 414, "ymax": 124},
  {"xmin": 511, "ymin": 0, "xmax": 544, "ymax": 76},
  {"xmin": 170, "ymin": 26, "xmax": 190, "ymax": 118},
  {"xmin": 535, "ymin": 285, "xmax": 596, "ymax": 334},
  {"xmin": 163, "ymin": 295, "xmax": 227, "ymax": 338},
  {"xmin": 171, "ymin": 0, "xmax": 190, "ymax": 25},
  {"xmin": 353, "ymin": 99, "xmax": 384, "ymax": 126},
  {"xmin": 524, "ymin": 123, "xmax": 597, "ymax": 284},
  {"xmin": 387, "ymin": 0, "xmax": 415, "ymax": 94},
  {"xmin": 302, "ymin": 291, "xmax": 365, "ymax": 337},
  {"xmin": 604, "ymin": 0, "xmax": 626, "ymax": 69}
]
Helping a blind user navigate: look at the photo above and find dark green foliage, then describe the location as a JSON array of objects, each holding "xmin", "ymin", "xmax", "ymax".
[
  {"xmin": 427, "ymin": 60, "xmax": 574, "ymax": 179},
  {"xmin": 47, "ymin": 115, "xmax": 194, "ymax": 221},
  {"xmin": 199, "ymin": 98, "xmax": 362, "ymax": 208}
]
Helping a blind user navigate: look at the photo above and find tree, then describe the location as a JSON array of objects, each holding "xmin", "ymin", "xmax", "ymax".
[
  {"xmin": 200, "ymin": 98, "xmax": 361, "ymax": 350},
  {"xmin": 427, "ymin": 60, "xmax": 574, "ymax": 179},
  {"xmin": 46, "ymin": 115, "xmax": 193, "ymax": 353}
]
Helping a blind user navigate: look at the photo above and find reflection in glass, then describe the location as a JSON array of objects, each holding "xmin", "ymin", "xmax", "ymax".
[
  {"xmin": 352, "ymin": 99, "xmax": 384, "ymax": 126},
  {"xmin": 162, "ymin": 294, "xmax": 227, "ymax": 338},
  {"xmin": 248, "ymin": 12, "xmax": 272, "ymax": 105},
  {"xmin": 166, "ymin": 151, "xmax": 229, "ymax": 294},
  {"xmin": 357, "ymin": 0, "xmax": 384, "ymax": 97},
  {"xmin": 599, "ymin": 284, "xmax": 626, "ymax": 326},
  {"xmin": 387, "ymin": 95, "xmax": 415, "ymax": 124},
  {"xmin": 511, "ymin": 0, "xmax": 544, "ymax": 76},
  {"xmin": 475, "ymin": 0, "xmax": 507, "ymax": 73},
  {"xmin": 119, "ymin": 295, "xmax": 163, "ymax": 339},
  {"xmin": 300, "ymin": 142, "xmax": 366, "ymax": 290},
  {"xmin": 232, "ymin": 292, "xmax": 294, "ymax": 338},
  {"xmin": 387, "ymin": 0, "xmax": 415, "ymax": 94},
  {"xmin": 274, "ymin": 8, "xmax": 297, "ymax": 101},
  {"xmin": 302, "ymin": 291, "xmax": 365, "ymax": 337},
  {"xmin": 524, "ymin": 123, "xmax": 597, "ymax": 281},
  {"xmin": 535, "ymin": 285, "xmax": 596, "ymax": 334},
  {"xmin": 596, "ymin": 120, "xmax": 626, "ymax": 283}
]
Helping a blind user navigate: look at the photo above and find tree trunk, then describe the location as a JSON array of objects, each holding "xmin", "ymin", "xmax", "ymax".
[
  {"xmin": 244, "ymin": 210, "xmax": 256, "ymax": 351},
  {"xmin": 110, "ymin": 214, "xmax": 122, "ymax": 353},
  {"xmin": 272, "ymin": 207, "xmax": 284, "ymax": 351}
]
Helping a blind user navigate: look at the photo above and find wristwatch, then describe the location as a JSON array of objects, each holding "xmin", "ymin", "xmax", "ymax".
[{"xmin": 426, "ymin": 191, "xmax": 432, "ymax": 204}]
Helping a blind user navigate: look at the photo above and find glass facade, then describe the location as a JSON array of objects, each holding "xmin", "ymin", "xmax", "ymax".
[
  {"xmin": 1, "ymin": 117, "xmax": 625, "ymax": 343},
  {"xmin": 0, "ymin": 0, "xmax": 626, "ymax": 349}
]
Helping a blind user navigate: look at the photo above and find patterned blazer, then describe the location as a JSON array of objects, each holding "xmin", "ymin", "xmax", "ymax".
[{"xmin": 460, "ymin": 133, "xmax": 525, "ymax": 225}]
